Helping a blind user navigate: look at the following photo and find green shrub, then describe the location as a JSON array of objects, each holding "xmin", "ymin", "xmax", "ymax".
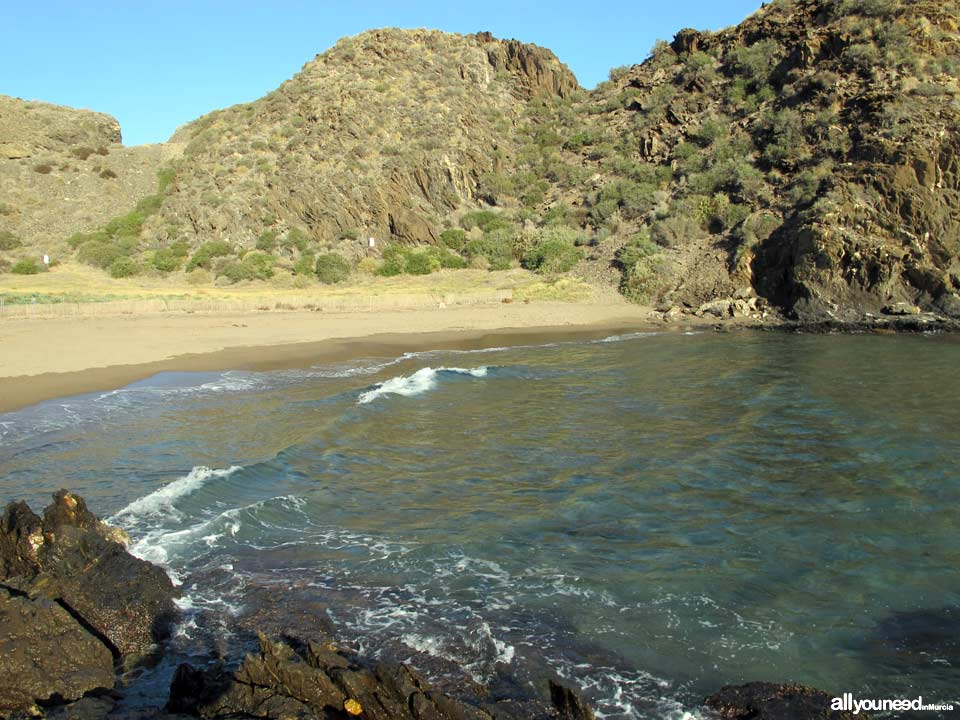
[
  {"xmin": 464, "ymin": 228, "xmax": 516, "ymax": 271},
  {"xmin": 522, "ymin": 227, "xmax": 583, "ymax": 274},
  {"xmin": 217, "ymin": 252, "xmax": 276, "ymax": 282},
  {"xmin": 135, "ymin": 194, "xmax": 163, "ymax": 215},
  {"xmin": 256, "ymin": 229, "xmax": 278, "ymax": 252},
  {"xmin": 186, "ymin": 240, "xmax": 232, "ymax": 271},
  {"xmin": 404, "ymin": 250, "xmax": 438, "ymax": 276},
  {"xmin": 104, "ymin": 210, "xmax": 147, "ymax": 239},
  {"xmin": 0, "ymin": 230, "xmax": 21, "ymax": 251},
  {"xmin": 293, "ymin": 252, "xmax": 316, "ymax": 276},
  {"xmin": 315, "ymin": 252, "xmax": 351, "ymax": 283},
  {"xmin": 109, "ymin": 257, "xmax": 141, "ymax": 278},
  {"xmin": 170, "ymin": 240, "xmax": 191, "ymax": 257},
  {"xmin": 283, "ymin": 227, "xmax": 310, "ymax": 252},
  {"xmin": 650, "ymin": 213, "xmax": 702, "ymax": 248},
  {"xmin": 619, "ymin": 233, "xmax": 667, "ymax": 303},
  {"xmin": 78, "ymin": 241, "xmax": 126, "ymax": 269},
  {"xmin": 151, "ymin": 249, "xmax": 182, "ymax": 272},
  {"xmin": 440, "ymin": 228, "xmax": 467, "ymax": 251},
  {"xmin": 11, "ymin": 258, "xmax": 42, "ymax": 275},
  {"xmin": 460, "ymin": 210, "xmax": 511, "ymax": 233}
]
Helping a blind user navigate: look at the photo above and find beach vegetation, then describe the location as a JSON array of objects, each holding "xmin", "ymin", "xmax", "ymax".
[{"xmin": 315, "ymin": 252, "xmax": 351, "ymax": 283}]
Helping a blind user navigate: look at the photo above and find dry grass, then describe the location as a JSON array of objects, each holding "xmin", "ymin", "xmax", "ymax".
[{"xmin": 0, "ymin": 262, "xmax": 607, "ymax": 318}]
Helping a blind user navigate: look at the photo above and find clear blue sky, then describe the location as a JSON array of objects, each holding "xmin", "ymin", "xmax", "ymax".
[{"xmin": 3, "ymin": 1, "xmax": 763, "ymax": 147}]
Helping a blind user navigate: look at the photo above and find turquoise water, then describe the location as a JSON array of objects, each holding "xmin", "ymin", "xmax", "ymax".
[{"xmin": 1, "ymin": 330, "xmax": 958, "ymax": 717}]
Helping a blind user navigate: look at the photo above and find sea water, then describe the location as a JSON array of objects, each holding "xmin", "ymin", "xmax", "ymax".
[{"xmin": 1, "ymin": 330, "xmax": 958, "ymax": 718}]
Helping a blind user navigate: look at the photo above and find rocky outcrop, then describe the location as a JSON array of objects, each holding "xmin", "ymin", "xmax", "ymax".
[
  {"xmin": 168, "ymin": 632, "xmax": 594, "ymax": 720},
  {"xmin": 705, "ymin": 682, "xmax": 868, "ymax": 719},
  {"xmin": 0, "ymin": 586, "xmax": 115, "ymax": 717},
  {"xmin": 0, "ymin": 491, "xmax": 179, "ymax": 716},
  {"xmin": 0, "ymin": 490, "xmax": 178, "ymax": 659},
  {"xmin": 476, "ymin": 32, "xmax": 580, "ymax": 99}
]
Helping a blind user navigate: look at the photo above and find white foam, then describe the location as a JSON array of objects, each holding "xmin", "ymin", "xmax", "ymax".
[
  {"xmin": 357, "ymin": 366, "xmax": 488, "ymax": 404},
  {"xmin": 109, "ymin": 465, "xmax": 242, "ymax": 525}
]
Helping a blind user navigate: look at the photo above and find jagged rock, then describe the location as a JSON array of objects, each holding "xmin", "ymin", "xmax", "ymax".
[
  {"xmin": 881, "ymin": 302, "xmax": 921, "ymax": 316},
  {"xmin": 168, "ymin": 634, "xmax": 592, "ymax": 720},
  {"xmin": 705, "ymin": 682, "xmax": 867, "ymax": 720},
  {"xmin": 478, "ymin": 33, "xmax": 579, "ymax": 99},
  {"xmin": 0, "ymin": 491, "xmax": 178, "ymax": 660},
  {"xmin": 0, "ymin": 501, "xmax": 44, "ymax": 578},
  {"xmin": 671, "ymin": 28, "xmax": 703, "ymax": 55},
  {"xmin": 549, "ymin": 680, "xmax": 595, "ymax": 720},
  {"xmin": 0, "ymin": 586, "xmax": 115, "ymax": 717}
]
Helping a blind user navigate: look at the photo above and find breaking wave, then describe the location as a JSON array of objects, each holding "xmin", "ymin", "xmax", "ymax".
[{"xmin": 357, "ymin": 366, "xmax": 489, "ymax": 404}]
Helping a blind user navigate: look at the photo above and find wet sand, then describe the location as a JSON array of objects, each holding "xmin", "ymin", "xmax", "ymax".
[{"xmin": 0, "ymin": 301, "xmax": 698, "ymax": 413}]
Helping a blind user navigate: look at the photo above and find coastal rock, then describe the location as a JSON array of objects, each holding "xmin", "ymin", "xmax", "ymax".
[
  {"xmin": 697, "ymin": 299, "xmax": 733, "ymax": 318},
  {"xmin": 0, "ymin": 491, "xmax": 179, "ymax": 660},
  {"xmin": 881, "ymin": 302, "xmax": 921, "ymax": 316},
  {"xmin": 705, "ymin": 682, "xmax": 867, "ymax": 720},
  {"xmin": 168, "ymin": 633, "xmax": 595, "ymax": 720},
  {"xmin": 549, "ymin": 679, "xmax": 596, "ymax": 720},
  {"xmin": 0, "ymin": 586, "xmax": 115, "ymax": 717}
]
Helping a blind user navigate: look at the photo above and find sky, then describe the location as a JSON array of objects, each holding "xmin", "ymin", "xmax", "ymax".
[{"xmin": 3, "ymin": 1, "xmax": 763, "ymax": 147}]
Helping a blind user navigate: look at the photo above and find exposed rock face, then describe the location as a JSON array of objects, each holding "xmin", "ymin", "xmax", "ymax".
[
  {"xmin": 0, "ymin": 586, "xmax": 115, "ymax": 717},
  {"xmin": 705, "ymin": 682, "xmax": 868, "ymax": 719},
  {"xmin": 168, "ymin": 632, "xmax": 594, "ymax": 720},
  {"xmin": 0, "ymin": 490, "xmax": 179, "ymax": 660},
  {"xmin": 476, "ymin": 32, "xmax": 579, "ymax": 99}
]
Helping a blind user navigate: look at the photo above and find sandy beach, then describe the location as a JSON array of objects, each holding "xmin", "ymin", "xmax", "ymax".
[{"xmin": 0, "ymin": 299, "xmax": 685, "ymax": 413}]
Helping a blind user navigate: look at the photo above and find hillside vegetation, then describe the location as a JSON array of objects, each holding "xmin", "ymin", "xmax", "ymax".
[{"xmin": 1, "ymin": 0, "xmax": 958, "ymax": 323}]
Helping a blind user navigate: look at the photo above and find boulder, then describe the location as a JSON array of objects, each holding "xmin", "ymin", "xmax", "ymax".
[
  {"xmin": 698, "ymin": 299, "xmax": 733, "ymax": 318},
  {"xmin": 705, "ymin": 682, "xmax": 867, "ymax": 720},
  {"xmin": 0, "ymin": 586, "xmax": 115, "ymax": 717},
  {"xmin": 1, "ymin": 491, "xmax": 178, "ymax": 660}
]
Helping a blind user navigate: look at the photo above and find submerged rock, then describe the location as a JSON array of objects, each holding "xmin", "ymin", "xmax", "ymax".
[{"xmin": 705, "ymin": 682, "xmax": 867, "ymax": 720}]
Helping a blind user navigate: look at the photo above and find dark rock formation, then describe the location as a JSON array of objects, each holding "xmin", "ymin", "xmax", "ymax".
[
  {"xmin": 0, "ymin": 586, "xmax": 115, "ymax": 717},
  {"xmin": 167, "ymin": 632, "xmax": 595, "ymax": 720},
  {"xmin": 0, "ymin": 491, "xmax": 180, "ymax": 716},
  {"xmin": 0, "ymin": 490, "xmax": 179, "ymax": 659},
  {"xmin": 705, "ymin": 682, "xmax": 868, "ymax": 720}
]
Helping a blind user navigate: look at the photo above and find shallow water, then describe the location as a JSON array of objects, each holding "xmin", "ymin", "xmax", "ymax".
[{"xmin": 1, "ymin": 330, "xmax": 958, "ymax": 718}]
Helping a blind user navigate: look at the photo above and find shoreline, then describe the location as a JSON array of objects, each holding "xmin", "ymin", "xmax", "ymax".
[{"xmin": 0, "ymin": 301, "xmax": 713, "ymax": 414}]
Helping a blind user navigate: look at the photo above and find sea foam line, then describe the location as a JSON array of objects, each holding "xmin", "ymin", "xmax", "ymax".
[{"xmin": 357, "ymin": 366, "xmax": 488, "ymax": 404}]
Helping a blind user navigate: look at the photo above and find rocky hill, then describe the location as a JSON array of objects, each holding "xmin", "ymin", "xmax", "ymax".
[
  {"xmin": 2, "ymin": 1, "xmax": 959, "ymax": 324},
  {"xmin": 558, "ymin": 0, "xmax": 960, "ymax": 320},
  {"xmin": 0, "ymin": 96, "xmax": 182, "ymax": 269}
]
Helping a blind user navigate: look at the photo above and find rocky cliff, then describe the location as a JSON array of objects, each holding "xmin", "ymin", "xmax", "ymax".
[{"xmin": 569, "ymin": 0, "xmax": 960, "ymax": 320}]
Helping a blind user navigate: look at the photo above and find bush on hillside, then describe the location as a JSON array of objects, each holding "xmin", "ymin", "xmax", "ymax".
[
  {"xmin": 0, "ymin": 230, "xmax": 21, "ymax": 251},
  {"xmin": 315, "ymin": 252, "xmax": 351, "ymax": 283},
  {"xmin": 186, "ymin": 240, "xmax": 232, "ymax": 271},
  {"xmin": 109, "ymin": 257, "xmax": 141, "ymax": 278},
  {"xmin": 11, "ymin": 258, "xmax": 42, "ymax": 275}
]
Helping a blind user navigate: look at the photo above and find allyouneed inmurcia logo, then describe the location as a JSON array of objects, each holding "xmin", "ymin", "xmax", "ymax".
[{"xmin": 832, "ymin": 694, "xmax": 955, "ymax": 714}]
